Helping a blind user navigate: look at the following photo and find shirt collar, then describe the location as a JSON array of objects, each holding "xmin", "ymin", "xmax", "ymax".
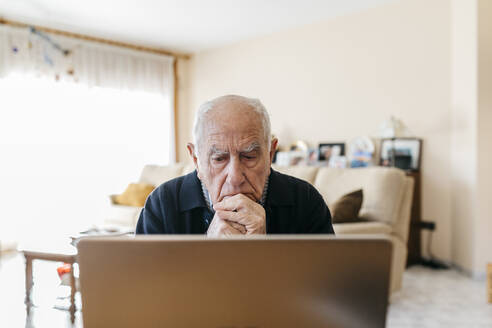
[{"xmin": 178, "ymin": 170, "xmax": 208, "ymax": 212}]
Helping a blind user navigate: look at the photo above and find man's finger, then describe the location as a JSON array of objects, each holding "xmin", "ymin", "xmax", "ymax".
[
  {"xmin": 228, "ymin": 221, "xmax": 247, "ymax": 234},
  {"xmin": 207, "ymin": 214, "xmax": 245, "ymax": 236},
  {"xmin": 214, "ymin": 194, "xmax": 252, "ymax": 211},
  {"xmin": 216, "ymin": 210, "xmax": 243, "ymax": 224}
]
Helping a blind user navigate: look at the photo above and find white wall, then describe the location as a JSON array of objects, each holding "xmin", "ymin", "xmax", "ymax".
[
  {"xmin": 181, "ymin": 0, "xmax": 454, "ymax": 262},
  {"xmin": 450, "ymin": 0, "xmax": 478, "ymax": 274},
  {"xmin": 449, "ymin": 0, "xmax": 492, "ymax": 277}
]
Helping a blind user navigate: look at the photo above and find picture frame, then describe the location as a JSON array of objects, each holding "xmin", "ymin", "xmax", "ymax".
[
  {"xmin": 379, "ymin": 138, "xmax": 422, "ymax": 171},
  {"xmin": 318, "ymin": 143, "xmax": 345, "ymax": 161}
]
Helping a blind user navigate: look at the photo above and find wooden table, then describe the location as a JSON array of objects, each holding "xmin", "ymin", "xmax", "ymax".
[{"xmin": 21, "ymin": 244, "xmax": 78, "ymax": 323}]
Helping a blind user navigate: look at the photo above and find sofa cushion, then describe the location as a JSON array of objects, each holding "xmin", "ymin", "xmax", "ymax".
[
  {"xmin": 271, "ymin": 165, "xmax": 319, "ymax": 184},
  {"xmin": 331, "ymin": 189, "xmax": 363, "ymax": 223},
  {"xmin": 139, "ymin": 164, "xmax": 186, "ymax": 186},
  {"xmin": 114, "ymin": 183, "xmax": 155, "ymax": 207},
  {"xmin": 333, "ymin": 221, "xmax": 392, "ymax": 235},
  {"xmin": 314, "ymin": 167, "xmax": 406, "ymax": 225}
]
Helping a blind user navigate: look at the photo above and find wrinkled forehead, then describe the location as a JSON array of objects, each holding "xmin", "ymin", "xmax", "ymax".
[{"xmin": 201, "ymin": 106, "xmax": 266, "ymax": 149}]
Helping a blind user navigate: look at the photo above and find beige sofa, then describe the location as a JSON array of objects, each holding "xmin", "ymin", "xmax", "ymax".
[
  {"xmin": 272, "ymin": 165, "xmax": 414, "ymax": 294},
  {"xmin": 107, "ymin": 163, "xmax": 414, "ymax": 294}
]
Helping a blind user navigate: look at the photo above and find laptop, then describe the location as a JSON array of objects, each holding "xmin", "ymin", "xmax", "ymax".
[{"xmin": 77, "ymin": 235, "xmax": 392, "ymax": 328}]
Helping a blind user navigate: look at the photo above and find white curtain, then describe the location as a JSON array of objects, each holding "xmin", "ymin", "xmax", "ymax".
[
  {"xmin": 0, "ymin": 25, "xmax": 176, "ymax": 245},
  {"xmin": 0, "ymin": 23, "xmax": 175, "ymax": 162},
  {"xmin": 0, "ymin": 25, "xmax": 175, "ymax": 94}
]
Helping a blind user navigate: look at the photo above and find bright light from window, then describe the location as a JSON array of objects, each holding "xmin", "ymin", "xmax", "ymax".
[{"xmin": 0, "ymin": 74, "xmax": 172, "ymax": 242}]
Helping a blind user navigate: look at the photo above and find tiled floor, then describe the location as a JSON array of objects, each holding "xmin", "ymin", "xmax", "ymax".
[
  {"xmin": 1, "ymin": 251, "xmax": 491, "ymax": 327},
  {"xmin": 387, "ymin": 266, "xmax": 492, "ymax": 327}
]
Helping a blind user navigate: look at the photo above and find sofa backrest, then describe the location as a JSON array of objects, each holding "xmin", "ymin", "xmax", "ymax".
[
  {"xmin": 139, "ymin": 164, "xmax": 195, "ymax": 186},
  {"xmin": 273, "ymin": 165, "xmax": 414, "ymax": 241},
  {"xmin": 271, "ymin": 165, "xmax": 319, "ymax": 184},
  {"xmin": 139, "ymin": 164, "xmax": 186, "ymax": 186},
  {"xmin": 137, "ymin": 164, "xmax": 413, "ymax": 241},
  {"xmin": 313, "ymin": 167, "xmax": 408, "ymax": 226}
]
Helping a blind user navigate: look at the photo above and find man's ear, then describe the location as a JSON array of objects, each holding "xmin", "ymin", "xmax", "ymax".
[
  {"xmin": 187, "ymin": 143, "xmax": 199, "ymax": 171},
  {"xmin": 269, "ymin": 138, "xmax": 278, "ymax": 164}
]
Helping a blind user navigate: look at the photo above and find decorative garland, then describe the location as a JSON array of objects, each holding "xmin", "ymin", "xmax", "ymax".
[{"xmin": 11, "ymin": 26, "xmax": 77, "ymax": 81}]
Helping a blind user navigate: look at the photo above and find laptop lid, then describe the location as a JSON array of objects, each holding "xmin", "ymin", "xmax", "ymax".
[{"xmin": 77, "ymin": 235, "xmax": 392, "ymax": 328}]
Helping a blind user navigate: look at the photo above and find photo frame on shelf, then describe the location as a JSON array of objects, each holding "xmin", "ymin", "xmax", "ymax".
[
  {"xmin": 318, "ymin": 143, "xmax": 345, "ymax": 161},
  {"xmin": 379, "ymin": 138, "xmax": 422, "ymax": 171}
]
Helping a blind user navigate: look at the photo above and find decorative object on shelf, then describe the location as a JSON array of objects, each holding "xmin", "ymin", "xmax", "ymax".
[
  {"xmin": 306, "ymin": 149, "xmax": 320, "ymax": 165},
  {"xmin": 275, "ymin": 151, "xmax": 306, "ymax": 166},
  {"xmin": 272, "ymin": 140, "xmax": 310, "ymax": 166},
  {"xmin": 289, "ymin": 140, "xmax": 309, "ymax": 152},
  {"xmin": 328, "ymin": 156, "xmax": 347, "ymax": 168},
  {"xmin": 318, "ymin": 143, "xmax": 345, "ymax": 161},
  {"xmin": 378, "ymin": 116, "xmax": 411, "ymax": 138},
  {"xmin": 380, "ymin": 138, "xmax": 422, "ymax": 171},
  {"xmin": 318, "ymin": 142, "xmax": 347, "ymax": 168},
  {"xmin": 347, "ymin": 136, "xmax": 375, "ymax": 168}
]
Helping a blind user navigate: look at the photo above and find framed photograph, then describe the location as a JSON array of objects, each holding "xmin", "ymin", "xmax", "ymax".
[
  {"xmin": 347, "ymin": 136, "xmax": 375, "ymax": 168},
  {"xmin": 380, "ymin": 138, "xmax": 422, "ymax": 171},
  {"xmin": 318, "ymin": 143, "xmax": 345, "ymax": 161}
]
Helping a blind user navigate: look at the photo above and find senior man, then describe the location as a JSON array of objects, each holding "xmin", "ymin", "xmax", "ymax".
[{"xmin": 136, "ymin": 95, "xmax": 334, "ymax": 236}]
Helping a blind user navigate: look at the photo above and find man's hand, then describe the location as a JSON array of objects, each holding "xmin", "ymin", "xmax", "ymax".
[
  {"xmin": 210, "ymin": 194, "xmax": 266, "ymax": 235},
  {"xmin": 206, "ymin": 211, "xmax": 246, "ymax": 237}
]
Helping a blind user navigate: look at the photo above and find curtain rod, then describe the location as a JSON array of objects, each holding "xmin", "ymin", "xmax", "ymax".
[{"xmin": 0, "ymin": 17, "xmax": 190, "ymax": 60}]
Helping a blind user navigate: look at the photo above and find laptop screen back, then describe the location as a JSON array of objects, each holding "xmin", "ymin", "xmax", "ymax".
[{"xmin": 77, "ymin": 235, "xmax": 392, "ymax": 328}]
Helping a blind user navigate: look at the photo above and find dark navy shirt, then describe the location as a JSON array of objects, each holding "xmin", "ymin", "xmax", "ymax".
[{"xmin": 135, "ymin": 169, "xmax": 334, "ymax": 235}]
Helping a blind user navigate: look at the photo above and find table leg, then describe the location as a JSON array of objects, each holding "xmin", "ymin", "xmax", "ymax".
[
  {"xmin": 69, "ymin": 263, "xmax": 76, "ymax": 323},
  {"xmin": 24, "ymin": 255, "xmax": 33, "ymax": 312}
]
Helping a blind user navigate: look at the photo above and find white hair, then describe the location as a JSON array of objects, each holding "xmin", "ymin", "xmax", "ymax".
[{"xmin": 192, "ymin": 95, "xmax": 272, "ymax": 156}]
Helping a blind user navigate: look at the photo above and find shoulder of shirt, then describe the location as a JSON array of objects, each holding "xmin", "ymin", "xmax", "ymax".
[
  {"xmin": 270, "ymin": 168, "xmax": 318, "ymax": 191},
  {"xmin": 147, "ymin": 170, "xmax": 206, "ymax": 212},
  {"xmin": 268, "ymin": 169, "xmax": 322, "ymax": 206}
]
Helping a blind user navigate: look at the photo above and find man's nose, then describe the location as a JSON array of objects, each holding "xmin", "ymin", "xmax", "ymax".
[{"xmin": 226, "ymin": 157, "xmax": 245, "ymax": 187}]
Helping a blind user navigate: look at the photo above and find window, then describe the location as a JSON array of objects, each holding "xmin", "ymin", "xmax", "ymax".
[{"xmin": 0, "ymin": 74, "xmax": 172, "ymax": 242}]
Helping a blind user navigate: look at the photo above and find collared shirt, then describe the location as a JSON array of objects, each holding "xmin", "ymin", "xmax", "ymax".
[{"xmin": 135, "ymin": 169, "xmax": 334, "ymax": 235}]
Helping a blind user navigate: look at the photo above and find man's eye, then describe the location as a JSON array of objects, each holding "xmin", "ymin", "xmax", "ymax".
[
  {"xmin": 242, "ymin": 154, "xmax": 256, "ymax": 160},
  {"xmin": 212, "ymin": 157, "xmax": 225, "ymax": 162}
]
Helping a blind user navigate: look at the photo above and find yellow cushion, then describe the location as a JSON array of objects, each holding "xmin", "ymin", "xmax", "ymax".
[{"xmin": 114, "ymin": 183, "xmax": 155, "ymax": 207}]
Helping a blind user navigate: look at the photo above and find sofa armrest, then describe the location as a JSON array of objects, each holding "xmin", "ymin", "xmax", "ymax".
[
  {"xmin": 333, "ymin": 222, "xmax": 392, "ymax": 235},
  {"xmin": 391, "ymin": 176, "xmax": 415, "ymax": 244},
  {"xmin": 105, "ymin": 195, "xmax": 142, "ymax": 228}
]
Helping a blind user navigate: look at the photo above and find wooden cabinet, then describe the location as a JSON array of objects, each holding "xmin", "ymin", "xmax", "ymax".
[{"xmin": 406, "ymin": 170, "xmax": 421, "ymax": 266}]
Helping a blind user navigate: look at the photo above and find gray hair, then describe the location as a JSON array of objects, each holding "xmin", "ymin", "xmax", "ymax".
[{"xmin": 192, "ymin": 95, "xmax": 272, "ymax": 156}]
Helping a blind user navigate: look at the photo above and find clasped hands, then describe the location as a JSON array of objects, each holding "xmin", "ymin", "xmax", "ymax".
[{"xmin": 207, "ymin": 194, "xmax": 266, "ymax": 237}]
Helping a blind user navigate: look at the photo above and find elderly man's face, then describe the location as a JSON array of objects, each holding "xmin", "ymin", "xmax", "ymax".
[{"xmin": 188, "ymin": 103, "xmax": 277, "ymax": 205}]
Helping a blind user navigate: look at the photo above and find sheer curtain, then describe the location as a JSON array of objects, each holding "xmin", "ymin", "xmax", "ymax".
[
  {"xmin": 0, "ymin": 25, "xmax": 175, "ymax": 244},
  {"xmin": 0, "ymin": 25, "xmax": 175, "ymax": 96}
]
